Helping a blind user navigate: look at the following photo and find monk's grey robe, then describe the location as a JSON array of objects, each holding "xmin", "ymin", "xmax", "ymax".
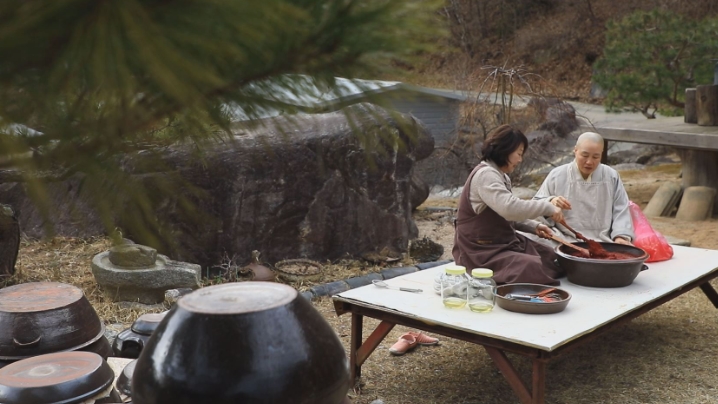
[{"xmin": 533, "ymin": 161, "xmax": 635, "ymax": 243}]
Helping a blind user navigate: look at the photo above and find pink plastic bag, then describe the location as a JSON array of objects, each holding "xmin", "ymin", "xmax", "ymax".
[{"xmin": 628, "ymin": 201, "xmax": 673, "ymax": 262}]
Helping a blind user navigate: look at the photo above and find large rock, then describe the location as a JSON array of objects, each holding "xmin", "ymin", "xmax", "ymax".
[
  {"xmin": 409, "ymin": 172, "xmax": 430, "ymax": 211},
  {"xmin": 0, "ymin": 103, "xmax": 435, "ymax": 267},
  {"xmin": 529, "ymin": 97, "xmax": 578, "ymax": 138}
]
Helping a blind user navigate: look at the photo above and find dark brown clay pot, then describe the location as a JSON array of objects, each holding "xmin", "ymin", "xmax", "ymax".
[
  {"xmin": 131, "ymin": 282, "xmax": 350, "ymax": 404},
  {"xmin": 112, "ymin": 311, "xmax": 168, "ymax": 358},
  {"xmin": 0, "ymin": 282, "xmax": 104, "ymax": 360},
  {"xmin": 116, "ymin": 359, "xmax": 137, "ymax": 397},
  {"xmin": 0, "ymin": 351, "xmax": 116, "ymax": 404},
  {"xmin": 555, "ymin": 242, "xmax": 649, "ymax": 288},
  {"xmin": 82, "ymin": 336, "xmax": 114, "ymax": 359},
  {"xmin": 244, "ymin": 250, "xmax": 276, "ymax": 282},
  {"xmin": 0, "ymin": 337, "xmax": 111, "ymax": 370}
]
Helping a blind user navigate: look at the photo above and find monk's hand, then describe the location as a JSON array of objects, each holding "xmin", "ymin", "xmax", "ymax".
[
  {"xmin": 536, "ymin": 224, "xmax": 553, "ymax": 239},
  {"xmin": 550, "ymin": 196, "xmax": 572, "ymax": 210},
  {"xmin": 613, "ymin": 236, "xmax": 633, "ymax": 246},
  {"xmin": 549, "ymin": 206, "xmax": 564, "ymax": 224}
]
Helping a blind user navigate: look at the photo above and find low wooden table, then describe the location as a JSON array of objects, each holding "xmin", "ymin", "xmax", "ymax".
[{"xmin": 333, "ymin": 245, "xmax": 718, "ymax": 404}]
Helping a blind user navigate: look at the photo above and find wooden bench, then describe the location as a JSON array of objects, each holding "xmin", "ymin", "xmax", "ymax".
[{"xmin": 581, "ymin": 117, "xmax": 718, "ymax": 204}]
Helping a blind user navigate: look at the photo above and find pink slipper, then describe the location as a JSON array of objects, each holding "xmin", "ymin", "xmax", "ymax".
[
  {"xmin": 407, "ymin": 331, "xmax": 439, "ymax": 345},
  {"xmin": 389, "ymin": 333, "xmax": 418, "ymax": 356}
]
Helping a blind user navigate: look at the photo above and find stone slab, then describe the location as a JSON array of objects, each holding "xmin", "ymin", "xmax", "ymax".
[
  {"xmin": 416, "ymin": 260, "xmax": 453, "ymax": 271},
  {"xmin": 676, "ymin": 186, "xmax": 717, "ymax": 221},
  {"xmin": 300, "ymin": 291, "xmax": 315, "ymax": 301},
  {"xmin": 663, "ymin": 235, "xmax": 691, "ymax": 247},
  {"xmin": 310, "ymin": 280, "xmax": 350, "ymax": 297},
  {"xmin": 644, "ymin": 182, "xmax": 682, "ymax": 217},
  {"xmin": 380, "ymin": 266, "xmax": 418, "ymax": 280},
  {"xmin": 344, "ymin": 273, "xmax": 383, "ymax": 289}
]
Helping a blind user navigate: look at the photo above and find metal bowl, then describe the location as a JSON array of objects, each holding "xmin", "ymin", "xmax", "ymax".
[
  {"xmin": 495, "ymin": 283, "xmax": 571, "ymax": 314},
  {"xmin": 555, "ymin": 242, "xmax": 649, "ymax": 288}
]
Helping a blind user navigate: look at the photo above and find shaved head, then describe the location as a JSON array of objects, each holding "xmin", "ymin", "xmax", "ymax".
[
  {"xmin": 574, "ymin": 132, "xmax": 604, "ymax": 178},
  {"xmin": 576, "ymin": 132, "xmax": 604, "ymax": 148}
]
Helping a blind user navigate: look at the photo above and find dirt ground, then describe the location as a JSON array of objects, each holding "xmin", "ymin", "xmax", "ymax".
[{"xmin": 325, "ymin": 162, "xmax": 718, "ymax": 404}]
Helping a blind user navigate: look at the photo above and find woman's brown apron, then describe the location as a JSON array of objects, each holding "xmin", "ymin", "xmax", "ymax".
[{"xmin": 451, "ymin": 162, "xmax": 564, "ymax": 285}]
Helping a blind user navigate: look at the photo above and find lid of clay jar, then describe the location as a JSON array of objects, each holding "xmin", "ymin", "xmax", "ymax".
[
  {"xmin": 0, "ymin": 351, "xmax": 115, "ymax": 404},
  {"xmin": 131, "ymin": 311, "xmax": 169, "ymax": 335},
  {"xmin": 178, "ymin": 282, "xmax": 297, "ymax": 315}
]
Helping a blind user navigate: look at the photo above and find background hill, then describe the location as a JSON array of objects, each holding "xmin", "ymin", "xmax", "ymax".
[{"xmin": 389, "ymin": 0, "xmax": 718, "ymax": 101}]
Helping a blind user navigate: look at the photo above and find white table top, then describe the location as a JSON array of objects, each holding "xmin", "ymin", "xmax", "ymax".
[{"xmin": 334, "ymin": 245, "xmax": 718, "ymax": 351}]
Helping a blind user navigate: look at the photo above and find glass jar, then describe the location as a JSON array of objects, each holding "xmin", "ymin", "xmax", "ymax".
[
  {"xmin": 441, "ymin": 265, "xmax": 468, "ymax": 309},
  {"xmin": 468, "ymin": 268, "xmax": 496, "ymax": 313}
]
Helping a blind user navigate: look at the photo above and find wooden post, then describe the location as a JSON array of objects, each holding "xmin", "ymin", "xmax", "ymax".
[
  {"xmin": 685, "ymin": 88, "xmax": 697, "ymax": 124},
  {"xmin": 678, "ymin": 149, "xmax": 718, "ymax": 215},
  {"xmin": 601, "ymin": 139, "xmax": 608, "ymax": 164},
  {"xmin": 696, "ymin": 84, "xmax": 718, "ymax": 126}
]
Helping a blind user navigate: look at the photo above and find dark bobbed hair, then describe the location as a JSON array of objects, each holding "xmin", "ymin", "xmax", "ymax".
[{"xmin": 480, "ymin": 124, "xmax": 529, "ymax": 167}]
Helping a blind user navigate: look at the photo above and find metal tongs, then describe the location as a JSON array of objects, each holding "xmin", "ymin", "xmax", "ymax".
[
  {"xmin": 506, "ymin": 287, "xmax": 561, "ymax": 303},
  {"xmin": 372, "ymin": 280, "xmax": 423, "ymax": 293}
]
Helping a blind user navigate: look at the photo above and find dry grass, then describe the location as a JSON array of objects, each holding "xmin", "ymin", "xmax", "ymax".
[{"xmin": 1, "ymin": 236, "xmax": 400, "ymax": 329}]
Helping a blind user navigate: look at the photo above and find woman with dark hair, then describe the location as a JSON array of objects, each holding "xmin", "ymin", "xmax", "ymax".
[{"xmin": 452, "ymin": 124, "xmax": 566, "ymax": 285}]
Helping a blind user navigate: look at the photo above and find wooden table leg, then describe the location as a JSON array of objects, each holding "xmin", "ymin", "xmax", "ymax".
[
  {"xmin": 350, "ymin": 314, "xmax": 363, "ymax": 383},
  {"xmin": 350, "ymin": 315, "xmax": 395, "ymax": 385},
  {"xmin": 484, "ymin": 346, "xmax": 533, "ymax": 404},
  {"xmin": 532, "ymin": 358, "xmax": 546, "ymax": 404},
  {"xmin": 700, "ymin": 282, "xmax": 718, "ymax": 308},
  {"xmin": 356, "ymin": 321, "xmax": 395, "ymax": 366}
]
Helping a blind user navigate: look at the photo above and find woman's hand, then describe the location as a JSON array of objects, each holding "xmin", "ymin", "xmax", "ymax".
[
  {"xmin": 613, "ymin": 236, "xmax": 633, "ymax": 246},
  {"xmin": 536, "ymin": 224, "xmax": 553, "ymax": 239},
  {"xmin": 550, "ymin": 206, "xmax": 564, "ymax": 224},
  {"xmin": 550, "ymin": 196, "xmax": 572, "ymax": 210}
]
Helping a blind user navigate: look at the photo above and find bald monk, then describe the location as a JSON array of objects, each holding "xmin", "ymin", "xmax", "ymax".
[{"xmin": 532, "ymin": 131, "xmax": 635, "ymax": 245}]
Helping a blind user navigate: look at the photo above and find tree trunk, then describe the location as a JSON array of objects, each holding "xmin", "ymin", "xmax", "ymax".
[{"xmin": 585, "ymin": 0, "xmax": 597, "ymax": 22}]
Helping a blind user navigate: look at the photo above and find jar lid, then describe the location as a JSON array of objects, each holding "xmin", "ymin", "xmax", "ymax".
[
  {"xmin": 471, "ymin": 268, "xmax": 493, "ymax": 278},
  {"xmin": 444, "ymin": 265, "xmax": 466, "ymax": 275},
  {"xmin": 0, "ymin": 351, "xmax": 115, "ymax": 404}
]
